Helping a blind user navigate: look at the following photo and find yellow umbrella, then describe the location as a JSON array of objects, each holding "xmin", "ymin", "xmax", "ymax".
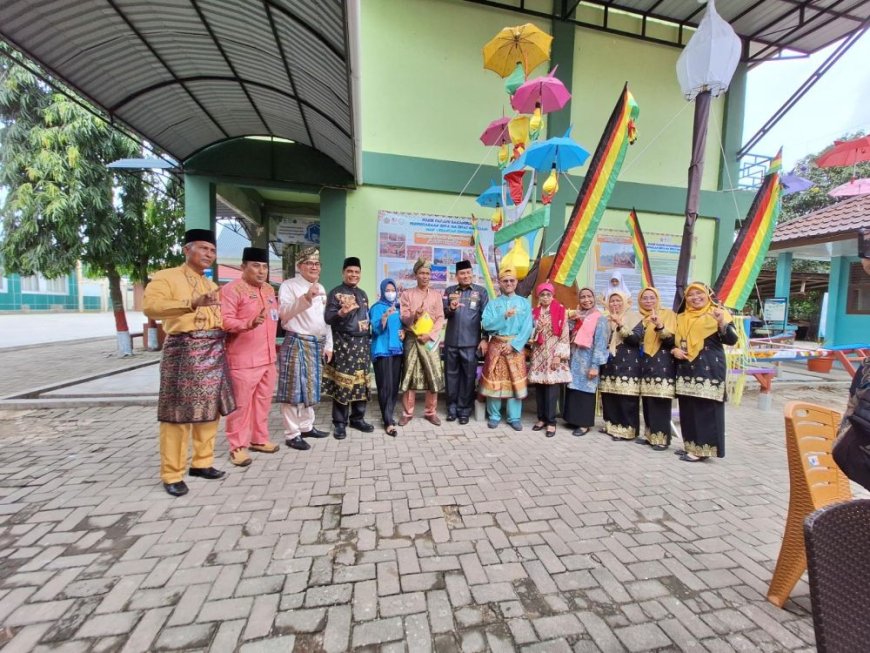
[{"xmin": 483, "ymin": 23, "xmax": 552, "ymax": 78}]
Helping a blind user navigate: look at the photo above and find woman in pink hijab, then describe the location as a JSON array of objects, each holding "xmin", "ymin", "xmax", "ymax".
[
  {"xmin": 528, "ymin": 282, "xmax": 572, "ymax": 437},
  {"xmin": 563, "ymin": 287, "xmax": 610, "ymax": 436}
]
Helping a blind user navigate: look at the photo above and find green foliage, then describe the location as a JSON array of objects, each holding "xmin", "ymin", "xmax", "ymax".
[{"xmin": 0, "ymin": 52, "xmax": 183, "ymax": 289}]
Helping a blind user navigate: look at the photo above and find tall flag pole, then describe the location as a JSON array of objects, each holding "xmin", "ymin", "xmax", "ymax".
[
  {"xmin": 713, "ymin": 148, "xmax": 783, "ymax": 310},
  {"xmin": 471, "ymin": 215, "xmax": 497, "ymax": 299},
  {"xmin": 626, "ymin": 208, "xmax": 654, "ymax": 288},
  {"xmin": 549, "ymin": 84, "xmax": 639, "ymax": 286}
]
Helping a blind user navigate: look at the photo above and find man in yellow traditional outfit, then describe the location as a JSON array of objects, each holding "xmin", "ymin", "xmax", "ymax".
[{"xmin": 143, "ymin": 229, "xmax": 235, "ymax": 497}]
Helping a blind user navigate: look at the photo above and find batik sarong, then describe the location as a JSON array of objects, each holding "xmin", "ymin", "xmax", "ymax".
[
  {"xmin": 479, "ymin": 336, "xmax": 528, "ymax": 400},
  {"xmin": 322, "ymin": 333, "xmax": 370, "ymax": 405},
  {"xmin": 399, "ymin": 334, "xmax": 444, "ymax": 393},
  {"xmin": 276, "ymin": 332, "xmax": 323, "ymax": 407},
  {"xmin": 158, "ymin": 330, "xmax": 236, "ymax": 423}
]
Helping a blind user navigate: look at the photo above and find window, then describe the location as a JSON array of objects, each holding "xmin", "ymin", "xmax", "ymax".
[
  {"xmin": 19, "ymin": 273, "xmax": 69, "ymax": 295},
  {"xmin": 0, "ymin": 269, "xmax": 6, "ymax": 293},
  {"xmin": 846, "ymin": 263, "xmax": 870, "ymax": 315}
]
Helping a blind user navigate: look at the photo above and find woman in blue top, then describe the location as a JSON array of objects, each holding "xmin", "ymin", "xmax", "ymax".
[{"xmin": 370, "ymin": 278, "xmax": 405, "ymax": 436}]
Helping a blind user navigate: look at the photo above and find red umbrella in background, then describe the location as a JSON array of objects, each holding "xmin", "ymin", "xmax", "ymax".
[{"xmin": 816, "ymin": 135, "xmax": 870, "ymax": 169}]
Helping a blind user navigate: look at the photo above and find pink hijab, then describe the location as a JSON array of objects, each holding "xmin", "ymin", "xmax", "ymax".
[
  {"xmin": 572, "ymin": 287, "xmax": 602, "ymax": 348},
  {"xmin": 533, "ymin": 282, "xmax": 566, "ymax": 345}
]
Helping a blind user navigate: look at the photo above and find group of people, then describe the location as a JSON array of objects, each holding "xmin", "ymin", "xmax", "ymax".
[{"xmin": 143, "ymin": 228, "xmax": 741, "ymax": 498}]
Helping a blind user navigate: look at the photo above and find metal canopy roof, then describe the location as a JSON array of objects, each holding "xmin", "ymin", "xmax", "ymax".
[
  {"xmin": 0, "ymin": 0, "xmax": 356, "ymax": 174},
  {"xmin": 466, "ymin": 0, "xmax": 870, "ymax": 63}
]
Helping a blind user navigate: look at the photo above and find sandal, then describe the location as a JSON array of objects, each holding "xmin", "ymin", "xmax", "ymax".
[
  {"xmin": 545, "ymin": 427, "xmax": 556, "ymax": 438},
  {"xmin": 673, "ymin": 448, "xmax": 686, "ymax": 456},
  {"xmin": 385, "ymin": 425, "xmax": 398, "ymax": 437},
  {"xmin": 532, "ymin": 422, "xmax": 546, "ymax": 431},
  {"xmin": 651, "ymin": 445, "xmax": 668, "ymax": 452},
  {"xmin": 679, "ymin": 453, "xmax": 707, "ymax": 463},
  {"xmin": 572, "ymin": 427, "xmax": 590, "ymax": 437}
]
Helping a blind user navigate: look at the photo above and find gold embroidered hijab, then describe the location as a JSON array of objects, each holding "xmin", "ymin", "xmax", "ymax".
[
  {"xmin": 675, "ymin": 282, "xmax": 733, "ymax": 361},
  {"xmin": 637, "ymin": 287, "xmax": 677, "ymax": 357},
  {"xmin": 605, "ymin": 289, "xmax": 641, "ymax": 356}
]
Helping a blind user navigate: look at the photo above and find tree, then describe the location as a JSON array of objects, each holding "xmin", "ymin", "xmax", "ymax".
[{"xmin": 0, "ymin": 54, "xmax": 184, "ymax": 354}]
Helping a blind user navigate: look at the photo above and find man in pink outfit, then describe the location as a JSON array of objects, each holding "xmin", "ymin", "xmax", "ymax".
[
  {"xmin": 221, "ymin": 247, "xmax": 280, "ymax": 466},
  {"xmin": 398, "ymin": 258, "xmax": 445, "ymax": 426}
]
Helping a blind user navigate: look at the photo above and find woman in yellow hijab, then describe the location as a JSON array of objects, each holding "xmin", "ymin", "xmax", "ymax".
[
  {"xmin": 636, "ymin": 287, "xmax": 678, "ymax": 451},
  {"xmin": 599, "ymin": 289, "xmax": 644, "ymax": 440},
  {"xmin": 671, "ymin": 282, "xmax": 738, "ymax": 462}
]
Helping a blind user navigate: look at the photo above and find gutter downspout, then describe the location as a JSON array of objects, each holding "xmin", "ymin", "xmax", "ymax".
[{"xmin": 346, "ymin": 0, "xmax": 363, "ymax": 187}]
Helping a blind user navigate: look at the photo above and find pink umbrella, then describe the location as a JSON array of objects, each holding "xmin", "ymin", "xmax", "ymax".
[
  {"xmin": 479, "ymin": 117, "xmax": 511, "ymax": 146},
  {"xmin": 829, "ymin": 178, "xmax": 870, "ymax": 198},
  {"xmin": 510, "ymin": 66, "xmax": 571, "ymax": 114}
]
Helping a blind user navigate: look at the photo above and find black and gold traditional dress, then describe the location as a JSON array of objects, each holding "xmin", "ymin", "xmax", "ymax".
[
  {"xmin": 638, "ymin": 288, "xmax": 677, "ymax": 449},
  {"xmin": 599, "ymin": 291, "xmax": 642, "ymax": 440},
  {"xmin": 672, "ymin": 283, "xmax": 738, "ymax": 459}
]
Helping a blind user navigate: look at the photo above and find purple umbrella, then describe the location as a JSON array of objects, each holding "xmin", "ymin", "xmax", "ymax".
[
  {"xmin": 780, "ymin": 173, "xmax": 813, "ymax": 196},
  {"xmin": 510, "ymin": 66, "xmax": 571, "ymax": 114}
]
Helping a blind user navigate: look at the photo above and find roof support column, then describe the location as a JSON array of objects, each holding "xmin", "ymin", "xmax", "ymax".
[
  {"xmin": 320, "ymin": 188, "xmax": 347, "ymax": 291},
  {"xmin": 822, "ymin": 257, "xmax": 844, "ymax": 345},
  {"xmin": 184, "ymin": 175, "xmax": 216, "ymax": 232},
  {"xmin": 774, "ymin": 252, "xmax": 792, "ymax": 298},
  {"xmin": 715, "ymin": 62, "xmax": 748, "ymax": 275}
]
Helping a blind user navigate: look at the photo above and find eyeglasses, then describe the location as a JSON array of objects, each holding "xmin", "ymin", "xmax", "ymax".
[{"xmin": 302, "ymin": 261, "xmax": 321, "ymax": 267}]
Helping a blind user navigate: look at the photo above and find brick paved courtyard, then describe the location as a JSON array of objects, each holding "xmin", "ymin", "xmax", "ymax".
[{"xmin": 0, "ymin": 380, "xmax": 855, "ymax": 652}]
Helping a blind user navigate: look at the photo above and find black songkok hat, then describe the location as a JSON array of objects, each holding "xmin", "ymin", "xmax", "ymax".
[
  {"xmin": 242, "ymin": 247, "xmax": 269, "ymax": 263},
  {"xmin": 343, "ymin": 257, "xmax": 361, "ymax": 269},
  {"xmin": 859, "ymin": 228, "xmax": 869, "ymax": 259},
  {"xmin": 455, "ymin": 260, "xmax": 472, "ymax": 273},
  {"xmin": 183, "ymin": 228, "xmax": 216, "ymax": 245}
]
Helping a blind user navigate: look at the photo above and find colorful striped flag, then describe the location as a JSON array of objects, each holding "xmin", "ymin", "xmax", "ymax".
[
  {"xmin": 768, "ymin": 147, "xmax": 782, "ymax": 174},
  {"xmin": 550, "ymin": 84, "xmax": 639, "ymax": 286},
  {"xmin": 625, "ymin": 208, "xmax": 653, "ymax": 289},
  {"xmin": 471, "ymin": 216, "xmax": 496, "ymax": 299},
  {"xmin": 712, "ymin": 169, "xmax": 783, "ymax": 310}
]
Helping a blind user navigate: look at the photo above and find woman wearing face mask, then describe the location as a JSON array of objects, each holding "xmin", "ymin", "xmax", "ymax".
[
  {"xmin": 599, "ymin": 289, "xmax": 643, "ymax": 441},
  {"xmin": 528, "ymin": 283, "xmax": 572, "ymax": 437},
  {"xmin": 563, "ymin": 287, "xmax": 609, "ymax": 436},
  {"xmin": 370, "ymin": 279, "xmax": 404, "ymax": 436},
  {"xmin": 636, "ymin": 287, "xmax": 677, "ymax": 451},
  {"xmin": 670, "ymin": 283, "xmax": 738, "ymax": 462}
]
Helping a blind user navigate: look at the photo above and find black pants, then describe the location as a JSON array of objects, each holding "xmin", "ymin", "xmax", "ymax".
[
  {"xmin": 332, "ymin": 399, "xmax": 367, "ymax": 427},
  {"xmin": 602, "ymin": 393, "xmax": 640, "ymax": 439},
  {"xmin": 642, "ymin": 396, "xmax": 673, "ymax": 446},
  {"xmin": 445, "ymin": 346, "xmax": 478, "ymax": 418},
  {"xmin": 373, "ymin": 355, "xmax": 402, "ymax": 427},
  {"xmin": 535, "ymin": 384, "xmax": 561, "ymax": 426},
  {"xmin": 563, "ymin": 389, "xmax": 596, "ymax": 427}
]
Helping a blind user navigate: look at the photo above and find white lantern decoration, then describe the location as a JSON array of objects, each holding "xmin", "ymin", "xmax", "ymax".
[{"xmin": 676, "ymin": 0, "xmax": 742, "ymax": 101}]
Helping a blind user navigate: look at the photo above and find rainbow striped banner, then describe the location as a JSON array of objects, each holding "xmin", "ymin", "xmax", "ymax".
[
  {"xmin": 550, "ymin": 84, "xmax": 639, "ymax": 286},
  {"xmin": 471, "ymin": 216, "xmax": 496, "ymax": 299},
  {"xmin": 713, "ymin": 169, "xmax": 782, "ymax": 310},
  {"xmin": 626, "ymin": 208, "xmax": 653, "ymax": 289}
]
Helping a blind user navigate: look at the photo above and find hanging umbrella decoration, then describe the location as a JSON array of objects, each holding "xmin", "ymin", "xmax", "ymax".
[
  {"xmin": 511, "ymin": 66, "xmax": 571, "ymax": 139},
  {"xmin": 780, "ymin": 173, "xmax": 814, "ymax": 196},
  {"xmin": 816, "ymin": 135, "xmax": 870, "ymax": 173},
  {"xmin": 476, "ymin": 181, "xmax": 511, "ymax": 233},
  {"xmin": 504, "ymin": 127, "xmax": 590, "ymax": 204},
  {"xmin": 480, "ymin": 116, "xmax": 512, "ymax": 168},
  {"xmin": 482, "ymin": 23, "xmax": 552, "ymax": 78}
]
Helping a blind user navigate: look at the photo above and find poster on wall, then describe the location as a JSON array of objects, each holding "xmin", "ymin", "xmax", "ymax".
[
  {"xmin": 377, "ymin": 211, "xmax": 497, "ymax": 293},
  {"xmin": 592, "ymin": 228, "xmax": 691, "ymax": 309}
]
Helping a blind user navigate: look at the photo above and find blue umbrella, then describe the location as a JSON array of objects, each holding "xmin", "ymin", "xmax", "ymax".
[
  {"xmin": 781, "ymin": 173, "xmax": 813, "ymax": 196},
  {"xmin": 475, "ymin": 181, "xmax": 512, "ymax": 207},
  {"xmin": 503, "ymin": 127, "xmax": 589, "ymax": 174}
]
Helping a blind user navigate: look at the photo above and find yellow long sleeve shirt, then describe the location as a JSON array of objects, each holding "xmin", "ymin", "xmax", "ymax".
[{"xmin": 143, "ymin": 264, "xmax": 222, "ymax": 334}]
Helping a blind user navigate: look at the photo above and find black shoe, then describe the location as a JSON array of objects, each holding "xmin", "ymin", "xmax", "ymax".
[
  {"xmin": 287, "ymin": 435, "xmax": 311, "ymax": 451},
  {"xmin": 545, "ymin": 427, "xmax": 556, "ymax": 438},
  {"xmin": 446, "ymin": 414, "xmax": 457, "ymax": 422},
  {"xmin": 334, "ymin": 426, "xmax": 347, "ymax": 440},
  {"xmin": 188, "ymin": 467, "xmax": 226, "ymax": 480},
  {"xmin": 532, "ymin": 422, "xmax": 546, "ymax": 432},
  {"xmin": 301, "ymin": 427, "xmax": 329, "ymax": 439},
  {"xmin": 572, "ymin": 427, "xmax": 590, "ymax": 437},
  {"xmin": 458, "ymin": 416, "xmax": 469, "ymax": 425},
  {"xmin": 635, "ymin": 438, "xmax": 651, "ymax": 446},
  {"xmin": 350, "ymin": 420, "xmax": 375, "ymax": 433},
  {"xmin": 163, "ymin": 481, "xmax": 189, "ymax": 497}
]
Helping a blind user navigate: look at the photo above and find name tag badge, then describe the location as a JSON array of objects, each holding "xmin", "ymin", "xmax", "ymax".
[
  {"xmin": 469, "ymin": 301, "xmax": 478, "ymax": 310},
  {"xmin": 270, "ymin": 308, "xmax": 279, "ymax": 322}
]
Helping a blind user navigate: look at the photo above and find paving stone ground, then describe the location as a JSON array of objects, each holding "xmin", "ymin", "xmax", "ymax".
[{"xmin": 0, "ymin": 366, "xmax": 860, "ymax": 652}]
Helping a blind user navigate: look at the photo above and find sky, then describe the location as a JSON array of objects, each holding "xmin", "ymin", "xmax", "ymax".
[{"xmin": 743, "ymin": 29, "xmax": 870, "ymax": 170}]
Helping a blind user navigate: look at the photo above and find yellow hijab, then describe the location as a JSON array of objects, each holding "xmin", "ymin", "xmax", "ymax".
[
  {"xmin": 637, "ymin": 287, "xmax": 677, "ymax": 357},
  {"xmin": 675, "ymin": 282, "xmax": 733, "ymax": 361},
  {"xmin": 605, "ymin": 289, "xmax": 641, "ymax": 356}
]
